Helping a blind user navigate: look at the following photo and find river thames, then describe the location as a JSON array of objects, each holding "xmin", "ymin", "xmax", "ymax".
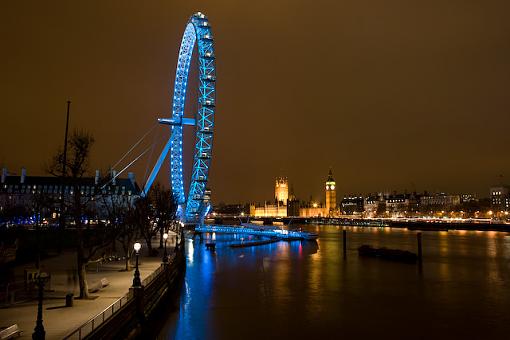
[{"xmin": 160, "ymin": 225, "xmax": 510, "ymax": 339}]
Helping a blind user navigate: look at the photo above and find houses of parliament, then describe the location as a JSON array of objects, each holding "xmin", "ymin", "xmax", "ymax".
[{"xmin": 249, "ymin": 169, "xmax": 339, "ymax": 218}]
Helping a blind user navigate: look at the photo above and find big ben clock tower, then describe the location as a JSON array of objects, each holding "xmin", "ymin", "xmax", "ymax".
[{"xmin": 325, "ymin": 169, "xmax": 336, "ymax": 216}]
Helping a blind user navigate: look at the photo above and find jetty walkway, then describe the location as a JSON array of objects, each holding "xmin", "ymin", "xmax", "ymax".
[{"xmin": 195, "ymin": 224, "xmax": 316, "ymax": 240}]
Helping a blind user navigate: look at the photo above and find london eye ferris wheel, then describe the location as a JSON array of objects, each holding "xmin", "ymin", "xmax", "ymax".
[{"xmin": 142, "ymin": 12, "xmax": 216, "ymax": 224}]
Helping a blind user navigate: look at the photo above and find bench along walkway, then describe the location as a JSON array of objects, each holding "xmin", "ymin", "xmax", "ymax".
[
  {"xmin": 0, "ymin": 241, "xmax": 173, "ymax": 339},
  {"xmin": 0, "ymin": 324, "xmax": 22, "ymax": 339}
]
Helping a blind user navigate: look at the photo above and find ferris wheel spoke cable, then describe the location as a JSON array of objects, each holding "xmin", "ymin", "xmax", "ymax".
[
  {"xmin": 111, "ymin": 122, "xmax": 158, "ymax": 171},
  {"xmin": 101, "ymin": 146, "xmax": 152, "ymax": 189}
]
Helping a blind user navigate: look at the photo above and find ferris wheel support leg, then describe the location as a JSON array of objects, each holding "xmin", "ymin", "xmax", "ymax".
[{"xmin": 142, "ymin": 137, "xmax": 173, "ymax": 197}]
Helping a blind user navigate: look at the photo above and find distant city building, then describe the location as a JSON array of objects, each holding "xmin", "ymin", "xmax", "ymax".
[
  {"xmin": 213, "ymin": 203, "xmax": 247, "ymax": 216},
  {"xmin": 385, "ymin": 193, "xmax": 410, "ymax": 216},
  {"xmin": 250, "ymin": 176, "xmax": 289, "ymax": 217},
  {"xmin": 460, "ymin": 193, "xmax": 477, "ymax": 203},
  {"xmin": 244, "ymin": 170, "xmax": 505, "ymax": 219},
  {"xmin": 490, "ymin": 186, "xmax": 510, "ymax": 211},
  {"xmin": 420, "ymin": 193, "xmax": 460, "ymax": 211},
  {"xmin": 299, "ymin": 201, "xmax": 327, "ymax": 218},
  {"xmin": 364, "ymin": 194, "xmax": 384, "ymax": 217},
  {"xmin": 287, "ymin": 197, "xmax": 300, "ymax": 217},
  {"xmin": 341, "ymin": 195, "xmax": 364, "ymax": 215},
  {"xmin": 299, "ymin": 170, "xmax": 339, "ymax": 218},
  {"xmin": 0, "ymin": 167, "xmax": 140, "ymax": 224},
  {"xmin": 325, "ymin": 169, "xmax": 337, "ymax": 216},
  {"xmin": 250, "ymin": 201, "xmax": 287, "ymax": 217},
  {"xmin": 275, "ymin": 177, "xmax": 288, "ymax": 205}
]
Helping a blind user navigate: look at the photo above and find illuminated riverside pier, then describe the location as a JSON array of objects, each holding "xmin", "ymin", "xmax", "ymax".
[{"xmin": 195, "ymin": 224, "xmax": 318, "ymax": 240}]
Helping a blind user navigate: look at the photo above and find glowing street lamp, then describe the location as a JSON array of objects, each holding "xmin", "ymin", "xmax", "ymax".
[
  {"xmin": 163, "ymin": 233, "xmax": 169, "ymax": 264},
  {"xmin": 132, "ymin": 242, "xmax": 142, "ymax": 288}
]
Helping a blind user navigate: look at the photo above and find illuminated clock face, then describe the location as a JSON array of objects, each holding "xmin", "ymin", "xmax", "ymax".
[
  {"xmin": 331, "ymin": 185, "xmax": 335, "ymax": 190},
  {"xmin": 326, "ymin": 185, "xmax": 330, "ymax": 190}
]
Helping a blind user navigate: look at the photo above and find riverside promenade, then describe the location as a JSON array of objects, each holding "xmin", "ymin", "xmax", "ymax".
[{"xmin": 0, "ymin": 236, "xmax": 177, "ymax": 339}]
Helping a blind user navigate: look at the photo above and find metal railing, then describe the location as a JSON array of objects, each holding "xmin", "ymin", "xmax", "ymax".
[
  {"xmin": 141, "ymin": 254, "xmax": 176, "ymax": 286},
  {"xmin": 63, "ymin": 291, "xmax": 131, "ymax": 340},
  {"xmin": 64, "ymin": 258, "xmax": 172, "ymax": 340}
]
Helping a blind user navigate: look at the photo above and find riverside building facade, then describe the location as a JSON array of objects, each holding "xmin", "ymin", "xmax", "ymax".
[{"xmin": 0, "ymin": 167, "xmax": 140, "ymax": 225}]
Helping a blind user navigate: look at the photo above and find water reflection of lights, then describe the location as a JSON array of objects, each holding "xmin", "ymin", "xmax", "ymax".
[
  {"xmin": 187, "ymin": 239, "xmax": 194, "ymax": 265},
  {"xmin": 503, "ymin": 235, "xmax": 510, "ymax": 256},
  {"xmin": 166, "ymin": 225, "xmax": 510, "ymax": 339},
  {"xmin": 486, "ymin": 231, "xmax": 498, "ymax": 238},
  {"xmin": 439, "ymin": 233, "xmax": 449, "ymax": 256},
  {"xmin": 276, "ymin": 241, "xmax": 290, "ymax": 258},
  {"xmin": 487, "ymin": 235, "xmax": 497, "ymax": 258}
]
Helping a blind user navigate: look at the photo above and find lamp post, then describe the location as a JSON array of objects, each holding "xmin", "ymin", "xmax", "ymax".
[
  {"xmin": 175, "ymin": 223, "xmax": 180, "ymax": 252},
  {"xmin": 162, "ymin": 233, "xmax": 169, "ymax": 264},
  {"xmin": 175, "ymin": 221, "xmax": 184, "ymax": 251},
  {"xmin": 32, "ymin": 272, "xmax": 48, "ymax": 340},
  {"xmin": 132, "ymin": 242, "xmax": 142, "ymax": 288},
  {"xmin": 59, "ymin": 100, "xmax": 71, "ymax": 230}
]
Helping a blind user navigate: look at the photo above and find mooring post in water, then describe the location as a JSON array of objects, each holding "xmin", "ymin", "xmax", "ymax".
[
  {"xmin": 343, "ymin": 229, "xmax": 347, "ymax": 257},
  {"xmin": 417, "ymin": 232, "xmax": 423, "ymax": 261}
]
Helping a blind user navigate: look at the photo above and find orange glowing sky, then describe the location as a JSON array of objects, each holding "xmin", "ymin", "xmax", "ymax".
[{"xmin": 1, "ymin": 0, "xmax": 509, "ymax": 203}]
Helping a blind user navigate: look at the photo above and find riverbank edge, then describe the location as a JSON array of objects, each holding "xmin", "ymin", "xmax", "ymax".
[
  {"xmin": 305, "ymin": 219, "xmax": 510, "ymax": 232},
  {"xmin": 69, "ymin": 238, "xmax": 186, "ymax": 340},
  {"xmin": 222, "ymin": 217, "xmax": 510, "ymax": 233}
]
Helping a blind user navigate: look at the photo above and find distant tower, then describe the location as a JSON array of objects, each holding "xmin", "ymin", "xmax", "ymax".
[
  {"xmin": 275, "ymin": 177, "xmax": 289, "ymax": 205},
  {"xmin": 325, "ymin": 169, "xmax": 336, "ymax": 215}
]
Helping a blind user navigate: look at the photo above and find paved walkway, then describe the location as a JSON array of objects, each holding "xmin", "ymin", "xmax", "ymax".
[{"xmin": 0, "ymin": 234, "xmax": 178, "ymax": 339}]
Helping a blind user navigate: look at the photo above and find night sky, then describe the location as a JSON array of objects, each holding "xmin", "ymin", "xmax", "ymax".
[{"xmin": 1, "ymin": 1, "xmax": 509, "ymax": 204}]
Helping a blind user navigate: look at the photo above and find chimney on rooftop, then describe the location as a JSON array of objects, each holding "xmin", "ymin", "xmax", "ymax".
[
  {"xmin": 112, "ymin": 169, "xmax": 117, "ymax": 185},
  {"xmin": 128, "ymin": 172, "xmax": 135, "ymax": 187},
  {"xmin": 95, "ymin": 170, "xmax": 100, "ymax": 185},
  {"xmin": 21, "ymin": 168, "xmax": 26, "ymax": 184},
  {"xmin": 1, "ymin": 168, "xmax": 6, "ymax": 184}
]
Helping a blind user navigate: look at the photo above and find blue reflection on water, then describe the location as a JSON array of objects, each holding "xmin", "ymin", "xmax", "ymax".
[{"xmin": 163, "ymin": 226, "xmax": 510, "ymax": 340}]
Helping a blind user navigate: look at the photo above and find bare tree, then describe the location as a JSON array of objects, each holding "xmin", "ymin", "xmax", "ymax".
[
  {"xmin": 48, "ymin": 129, "xmax": 94, "ymax": 179},
  {"xmin": 76, "ymin": 225, "xmax": 115, "ymax": 298},
  {"xmin": 134, "ymin": 197, "xmax": 158, "ymax": 256},
  {"xmin": 30, "ymin": 192, "xmax": 55, "ymax": 269},
  {"xmin": 150, "ymin": 183, "xmax": 177, "ymax": 249},
  {"xmin": 101, "ymin": 194, "xmax": 139, "ymax": 271},
  {"xmin": 47, "ymin": 130, "xmax": 110, "ymax": 298},
  {"xmin": 119, "ymin": 206, "xmax": 140, "ymax": 270}
]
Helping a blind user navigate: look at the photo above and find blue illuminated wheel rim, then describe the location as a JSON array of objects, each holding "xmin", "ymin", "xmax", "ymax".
[{"xmin": 170, "ymin": 12, "xmax": 215, "ymax": 223}]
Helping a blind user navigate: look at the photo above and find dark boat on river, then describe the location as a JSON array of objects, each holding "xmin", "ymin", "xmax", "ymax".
[{"xmin": 358, "ymin": 245, "xmax": 418, "ymax": 263}]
